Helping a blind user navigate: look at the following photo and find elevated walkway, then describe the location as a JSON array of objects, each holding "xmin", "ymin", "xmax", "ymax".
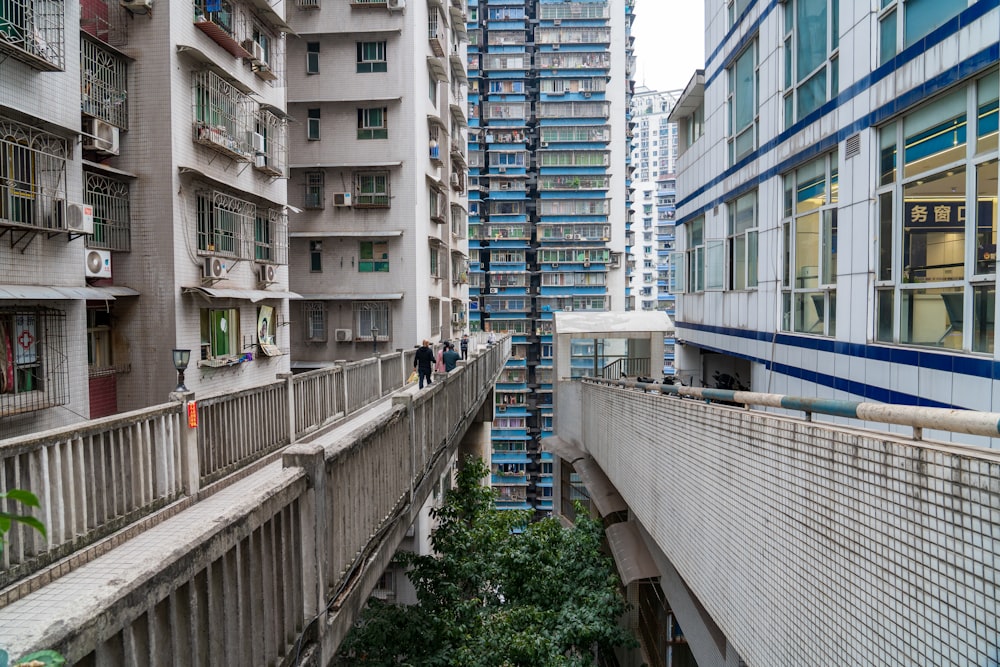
[{"xmin": 0, "ymin": 337, "xmax": 510, "ymax": 665}]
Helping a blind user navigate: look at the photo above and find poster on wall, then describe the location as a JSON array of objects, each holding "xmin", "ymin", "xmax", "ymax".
[{"xmin": 257, "ymin": 305, "xmax": 281, "ymax": 357}]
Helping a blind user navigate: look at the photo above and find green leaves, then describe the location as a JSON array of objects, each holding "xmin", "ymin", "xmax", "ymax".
[
  {"xmin": 0, "ymin": 649, "xmax": 67, "ymax": 667},
  {"xmin": 336, "ymin": 457, "xmax": 635, "ymax": 666},
  {"xmin": 0, "ymin": 490, "xmax": 46, "ymax": 557}
]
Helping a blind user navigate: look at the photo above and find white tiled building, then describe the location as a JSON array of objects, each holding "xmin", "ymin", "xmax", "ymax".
[
  {"xmin": 285, "ymin": 0, "xmax": 469, "ymax": 366},
  {"xmin": 670, "ymin": 0, "xmax": 999, "ymax": 428},
  {"xmin": 1, "ymin": 0, "xmax": 295, "ymax": 438}
]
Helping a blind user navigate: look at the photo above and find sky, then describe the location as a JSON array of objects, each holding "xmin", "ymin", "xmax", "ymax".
[{"xmin": 631, "ymin": 0, "xmax": 706, "ymax": 94}]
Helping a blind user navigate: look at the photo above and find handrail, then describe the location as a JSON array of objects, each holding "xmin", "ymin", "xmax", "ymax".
[{"xmin": 588, "ymin": 377, "xmax": 1000, "ymax": 441}]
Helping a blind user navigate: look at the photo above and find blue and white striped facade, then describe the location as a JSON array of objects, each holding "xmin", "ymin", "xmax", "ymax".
[{"xmin": 670, "ymin": 0, "xmax": 999, "ymax": 442}]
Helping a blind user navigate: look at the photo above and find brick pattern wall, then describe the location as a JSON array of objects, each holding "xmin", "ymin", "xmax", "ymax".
[{"xmin": 581, "ymin": 383, "xmax": 1000, "ymax": 666}]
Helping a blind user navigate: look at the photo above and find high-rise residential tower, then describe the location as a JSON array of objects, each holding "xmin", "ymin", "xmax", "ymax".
[
  {"xmin": 467, "ymin": 0, "xmax": 633, "ymax": 513},
  {"xmin": 285, "ymin": 0, "xmax": 469, "ymax": 366}
]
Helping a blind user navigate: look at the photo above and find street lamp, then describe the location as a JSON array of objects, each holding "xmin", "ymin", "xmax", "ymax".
[
  {"xmin": 172, "ymin": 349, "xmax": 191, "ymax": 393},
  {"xmin": 371, "ymin": 326, "xmax": 379, "ymax": 354}
]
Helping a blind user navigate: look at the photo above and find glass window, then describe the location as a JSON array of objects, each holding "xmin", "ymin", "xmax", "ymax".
[
  {"xmin": 357, "ymin": 107, "xmax": 388, "ymax": 140},
  {"xmin": 782, "ymin": 152, "xmax": 839, "ymax": 335},
  {"xmin": 200, "ymin": 308, "xmax": 240, "ymax": 360},
  {"xmin": 0, "ymin": 308, "xmax": 69, "ymax": 415},
  {"xmin": 306, "ymin": 42, "xmax": 319, "ymax": 74},
  {"xmin": 354, "ymin": 171, "xmax": 390, "ymax": 208},
  {"xmin": 783, "ymin": 0, "xmax": 838, "ymax": 127},
  {"xmin": 727, "ymin": 190, "xmax": 758, "ymax": 290},
  {"xmin": 356, "ymin": 41, "xmax": 387, "ymax": 73},
  {"xmin": 359, "ymin": 241, "xmax": 389, "ymax": 272},
  {"xmin": 685, "ymin": 216, "xmax": 705, "ymax": 292},
  {"xmin": 879, "ymin": 0, "xmax": 968, "ymax": 65},
  {"xmin": 353, "ymin": 301, "xmax": 390, "ymax": 339},
  {"xmin": 307, "ymin": 108, "xmax": 320, "ymax": 140},
  {"xmin": 728, "ymin": 41, "xmax": 758, "ymax": 163}
]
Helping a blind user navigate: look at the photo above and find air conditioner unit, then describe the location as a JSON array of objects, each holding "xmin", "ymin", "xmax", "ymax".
[
  {"xmin": 257, "ymin": 264, "xmax": 276, "ymax": 284},
  {"xmin": 83, "ymin": 118, "xmax": 120, "ymax": 156},
  {"xmin": 583, "ymin": 92, "xmax": 591, "ymax": 98},
  {"xmin": 67, "ymin": 203, "xmax": 95, "ymax": 235},
  {"xmin": 540, "ymin": 141, "xmax": 549, "ymax": 148},
  {"xmin": 489, "ymin": 287, "xmax": 499, "ymax": 294},
  {"xmin": 497, "ymin": 166, "xmax": 506, "ymax": 173},
  {"xmin": 120, "ymin": 0, "xmax": 153, "ymax": 13},
  {"xmin": 564, "ymin": 305, "xmax": 573, "ymax": 311},
  {"xmin": 252, "ymin": 42, "xmax": 266, "ymax": 65},
  {"xmin": 450, "ymin": 173, "xmax": 460, "ymax": 187},
  {"xmin": 85, "ymin": 248, "xmax": 112, "ymax": 278},
  {"xmin": 550, "ymin": 262, "xmax": 559, "ymax": 268},
  {"xmin": 496, "ymin": 405, "xmax": 506, "ymax": 412},
  {"xmin": 254, "ymin": 155, "xmax": 268, "ymax": 169},
  {"xmin": 451, "ymin": 313, "xmax": 464, "ymax": 324},
  {"xmin": 334, "ymin": 328, "xmax": 353, "ymax": 342},
  {"xmin": 583, "ymin": 260, "xmax": 591, "ymax": 267},
  {"xmin": 552, "ymin": 44, "xmax": 560, "ymax": 50},
  {"xmin": 553, "ymin": 18, "xmax": 561, "ymax": 25},
  {"xmin": 203, "ymin": 257, "xmax": 227, "ymax": 280},
  {"xmin": 332, "ymin": 192, "xmax": 353, "ymax": 207},
  {"xmin": 386, "ymin": 0, "xmax": 405, "ymax": 9},
  {"xmin": 249, "ymin": 131, "xmax": 265, "ymax": 154}
]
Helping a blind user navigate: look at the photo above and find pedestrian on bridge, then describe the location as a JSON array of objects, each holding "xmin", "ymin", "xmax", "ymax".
[
  {"xmin": 460, "ymin": 333, "xmax": 469, "ymax": 360},
  {"xmin": 443, "ymin": 343, "xmax": 461, "ymax": 372},
  {"xmin": 414, "ymin": 340, "xmax": 434, "ymax": 389}
]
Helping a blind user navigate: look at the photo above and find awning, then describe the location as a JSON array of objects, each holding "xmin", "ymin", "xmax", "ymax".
[
  {"xmin": 82, "ymin": 159, "xmax": 138, "ymax": 179},
  {"xmin": 182, "ymin": 286, "xmax": 302, "ymax": 302},
  {"xmin": 287, "ymin": 161, "xmax": 403, "ymax": 170},
  {"xmin": 176, "ymin": 45, "xmax": 254, "ymax": 94},
  {"xmin": 297, "ymin": 293, "xmax": 404, "ymax": 301},
  {"xmin": 244, "ymin": 0, "xmax": 294, "ymax": 33},
  {"xmin": 289, "ymin": 230, "xmax": 403, "ymax": 238},
  {"xmin": 178, "ymin": 166, "xmax": 287, "ymax": 209},
  {"xmin": 0, "ymin": 285, "xmax": 133, "ymax": 300},
  {"xmin": 540, "ymin": 435, "xmax": 587, "ymax": 462},
  {"xmin": 573, "ymin": 458, "xmax": 628, "ymax": 517},
  {"xmin": 605, "ymin": 521, "xmax": 661, "ymax": 585}
]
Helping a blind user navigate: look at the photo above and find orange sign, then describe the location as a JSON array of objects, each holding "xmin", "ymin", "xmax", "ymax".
[{"xmin": 187, "ymin": 401, "xmax": 199, "ymax": 428}]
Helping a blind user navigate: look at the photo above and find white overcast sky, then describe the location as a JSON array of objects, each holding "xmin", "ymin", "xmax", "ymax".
[{"xmin": 632, "ymin": 0, "xmax": 706, "ymax": 94}]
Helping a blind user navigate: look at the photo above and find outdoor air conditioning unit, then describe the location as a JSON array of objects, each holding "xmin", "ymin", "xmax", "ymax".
[
  {"xmin": 583, "ymin": 92, "xmax": 591, "ymax": 98},
  {"xmin": 255, "ymin": 155, "xmax": 268, "ymax": 169},
  {"xmin": 550, "ymin": 262, "xmax": 559, "ymax": 268},
  {"xmin": 450, "ymin": 173, "xmax": 460, "ymax": 187},
  {"xmin": 332, "ymin": 192, "xmax": 353, "ymax": 207},
  {"xmin": 334, "ymin": 328, "xmax": 353, "ymax": 342},
  {"xmin": 386, "ymin": 0, "xmax": 405, "ymax": 9},
  {"xmin": 552, "ymin": 44, "xmax": 560, "ymax": 50},
  {"xmin": 257, "ymin": 264, "xmax": 276, "ymax": 285},
  {"xmin": 66, "ymin": 203, "xmax": 95, "ymax": 235},
  {"xmin": 83, "ymin": 118, "xmax": 120, "ymax": 156},
  {"xmin": 85, "ymin": 248, "xmax": 112, "ymax": 278},
  {"xmin": 120, "ymin": 0, "xmax": 153, "ymax": 13},
  {"xmin": 553, "ymin": 18, "xmax": 561, "ymax": 25},
  {"xmin": 539, "ymin": 141, "xmax": 548, "ymax": 148},
  {"xmin": 583, "ymin": 260, "xmax": 591, "ymax": 267},
  {"xmin": 489, "ymin": 287, "xmax": 499, "ymax": 294},
  {"xmin": 496, "ymin": 405, "xmax": 506, "ymax": 412},
  {"xmin": 203, "ymin": 257, "xmax": 228, "ymax": 280},
  {"xmin": 249, "ymin": 131, "xmax": 266, "ymax": 154},
  {"xmin": 497, "ymin": 166, "xmax": 506, "ymax": 173},
  {"xmin": 252, "ymin": 42, "xmax": 266, "ymax": 64}
]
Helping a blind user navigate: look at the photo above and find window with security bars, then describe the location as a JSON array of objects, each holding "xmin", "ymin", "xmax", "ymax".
[
  {"xmin": 354, "ymin": 171, "xmax": 390, "ymax": 208},
  {"xmin": 0, "ymin": 0, "xmax": 66, "ymax": 70},
  {"xmin": 254, "ymin": 208, "xmax": 288, "ymax": 264},
  {"xmin": 302, "ymin": 302, "xmax": 326, "ymax": 341},
  {"xmin": 81, "ymin": 36, "xmax": 128, "ymax": 129},
  {"xmin": 0, "ymin": 121, "xmax": 68, "ymax": 231},
  {"xmin": 85, "ymin": 172, "xmax": 130, "ymax": 251},
  {"xmin": 196, "ymin": 189, "xmax": 253, "ymax": 259},
  {"xmin": 304, "ymin": 171, "xmax": 324, "ymax": 209},
  {"xmin": 353, "ymin": 301, "xmax": 390, "ymax": 340},
  {"xmin": 192, "ymin": 70, "xmax": 254, "ymax": 159},
  {"xmin": 0, "ymin": 307, "xmax": 69, "ymax": 416}
]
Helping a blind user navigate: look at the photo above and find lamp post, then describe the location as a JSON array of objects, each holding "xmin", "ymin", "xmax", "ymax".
[
  {"xmin": 371, "ymin": 326, "xmax": 378, "ymax": 354},
  {"xmin": 172, "ymin": 349, "xmax": 191, "ymax": 392}
]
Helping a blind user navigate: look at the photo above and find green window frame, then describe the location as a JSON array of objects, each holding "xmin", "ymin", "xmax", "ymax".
[
  {"xmin": 200, "ymin": 308, "xmax": 240, "ymax": 360},
  {"xmin": 354, "ymin": 171, "xmax": 390, "ymax": 208},
  {"xmin": 357, "ymin": 107, "xmax": 388, "ymax": 140},
  {"xmin": 359, "ymin": 241, "xmax": 389, "ymax": 272}
]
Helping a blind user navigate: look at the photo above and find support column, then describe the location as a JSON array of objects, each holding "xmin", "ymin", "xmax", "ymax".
[
  {"xmin": 170, "ymin": 390, "xmax": 199, "ymax": 496},
  {"xmin": 282, "ymin": 443, "xmax": 328, "ymax": 623}
]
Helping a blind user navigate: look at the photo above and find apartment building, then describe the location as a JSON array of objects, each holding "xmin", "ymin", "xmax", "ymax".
[
  {"xmin": 284, "ymin": 0, "xmax": 469, "ymax": 365},
  {"xmin": 0, "ymin": 0, "xmax": 294, "ymax": 438},
  {"xmin": 467, "ymin": 0, "xmax": 632, "ymax": 513},
  {"xmin": 669, "ymin": 1, "xmax": 999, "ymax": 422}
]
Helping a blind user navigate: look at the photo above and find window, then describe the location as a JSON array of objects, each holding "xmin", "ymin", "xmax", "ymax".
[
  {"xmin": 304, "ymin": 171, "xmax": 324, "ymax": 209},
  {"xmin": 354, "ymin": 302, "xmax": 390, "ymax": 340},
  {"xmin": 357, "ymin": 41, "xmax": 387, "ymax": 73},
  {"xmin": 0, "ymin": 121, "xmax": 68, "ymax": 231},
  {"xmin": 85, "ymin": 172, "xmax": 131, "ymax": 251},
  {"xmin": 727, "ymin": 191, "xmax": 758, "ymax": 290},
  {"xmin": 357, "ymin": 107, "xmax": 388, "ymax": 140},
  {"xmin": 728, "ymin": 40, "xmax": 758, "ymax": 163},
  {"xmin": 875, "ymin": 72, "xmax": 999, "ymax": 351},
  {"xmin": 197, "ymin": 189, "xmax": 253, "ymax": 258},
  {"xmin": 430, "ymin": 245, "xmax": 440, "ymax": 278},
  {"xmin": 783, "ymin": 0, "xmax": 839, "ymax": 126},
  {"xmin": 878, "ymin": 0, "xmax": 968, "ymax": 66},
  {"xmin": 359, "ymin": 241, "xmax": 389, "ymax": 272},
  {"xmin": 685, "ymin": 216, "xmax": 705, "ymax": 292},
  {"xmin": 306, "ymin": 42, "xmax": 319, "ymax": 74},
  {"xmin": 727, "ymin": 0, "xmax": 752, "ymax": 27},
  {"xmin": 309, "ymin": 240, "xmax": 322, "ymax": 272},
  {"xmin": 302, "ymin": 302, "xmax": 326, "ymax": 342},
  {"xmin": 307, "ymin": 108, "xmax": 320, "ymax": 140},
  {"xmin": 87, "ymin": 308, "xmax": 113, "ymax": 373},
  {"xmin": 254, "ymin": 208, "xmax": 288, "ymax": 264},
  {"xmin": 0, "ymin": 307, "xmax": 69, "ymax": 415},
  {"xmin": 200, "ymin": 308, "xmax": 240, "ymax": 362},
  {"xmin": 0, "ymin": 0, "xmax": 65, "ymax": 70},
  {"xmin": 782, "ymin": 152, "xmax": 839, "ymax": 335},
  {"xmin": 354, "ymin": 171, "xmax": 390, "ymax": 208}
]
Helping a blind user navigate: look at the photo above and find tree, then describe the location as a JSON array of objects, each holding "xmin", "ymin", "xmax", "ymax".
[{"xmin": 337, "ymin": 457, "xmax": 635, "ymax": 666}]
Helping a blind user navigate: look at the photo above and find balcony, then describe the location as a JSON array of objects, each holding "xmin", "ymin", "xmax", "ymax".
[
  {"xmin": 0, "ymin": 0, "xmax": 65, "ymax": 71},
  {"xmin": 193, "ymin": 1, "xmax": 253, "ymax": 59}
]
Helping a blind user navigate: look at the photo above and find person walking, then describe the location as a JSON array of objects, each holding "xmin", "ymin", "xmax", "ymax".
[
  {"xmin": 435, "ymin": 341, "xmax": 447, "ymax": 373},
  {"xmin": 460, "ymin": 334, "xmax": 469, "ymax": 360},
  {"xmin": 487, "ymin": 330, "xmax": 496, "ymax": 347},
  {"xmin": 414, "ymin": 340, "xmax": 434, "ymax": 389},
  {"xmin": 443, "ymin": 343, "xmax": 461, "ymax": 372}
]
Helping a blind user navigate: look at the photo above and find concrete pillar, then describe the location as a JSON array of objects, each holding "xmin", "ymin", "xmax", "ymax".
[
  {"xmin": 169, "ymin": 390, "xmax": 199, "ymax": 496},
  {"xmin": 282, "ymin": 443, "xmax": 328, "ymax": 623},
  {"xmin": 278, "ymin": 372, "xmax": 296, "ymax": 444},
  {"xmin": 393, "ymin": 393, "xmax": 416, "ymax": 502}
]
